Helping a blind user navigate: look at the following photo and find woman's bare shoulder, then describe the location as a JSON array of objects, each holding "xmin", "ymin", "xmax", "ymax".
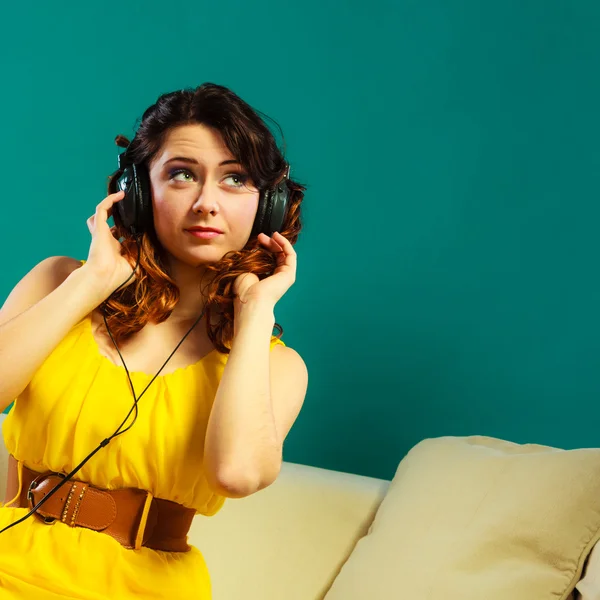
[
  {"xmin": 0, "ymin": 256, "xmax": 85, "ymax": 325},
  {"xmin": 44, "ymin": 255, "xmax": 86, "ymax": 277},
  {"xmin": 21, "ymin": 256, "xmax": 85, "ymax": 289}
]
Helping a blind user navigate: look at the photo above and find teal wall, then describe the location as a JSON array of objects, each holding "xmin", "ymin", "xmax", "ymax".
[{"xmin": 1, "ymin": 2, "xmax": 600, "ymax": 480}]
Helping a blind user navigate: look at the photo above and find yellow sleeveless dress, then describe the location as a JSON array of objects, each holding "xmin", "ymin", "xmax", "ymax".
[{"xmin": 0, "ymin": 311, "xmax": 283, "ymax": 599}]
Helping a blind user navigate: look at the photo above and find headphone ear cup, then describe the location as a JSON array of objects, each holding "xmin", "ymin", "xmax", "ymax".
[
  {"xmin": 267, "ymin": 181, "xmax": 290, "ymax": 235},
  {"xmin": 251, "ymin": 189, "xmax": 271, "ymax": 238},
  {"xmin": 111, "ymin": 166, "xmax": 137, "ymax": 233},
  {"xmin": 131, "ymin": 163, "xmax": 152, "ymax": 234},
  {"xmin": 111, "ymin": 163, "xmax": 152, "ymax": 235},
  {"xmin": 251, "ymin": 182, "xmax": 290, "ymax": 238}
]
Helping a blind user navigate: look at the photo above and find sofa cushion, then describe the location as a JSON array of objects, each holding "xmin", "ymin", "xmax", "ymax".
[
  {"xmin": 324, "ymin": 436, "xmax": 600, "ymax": 600},
  {"xmin": 192, "ymin": 461, "xmax": 389, "ymax": 600}
]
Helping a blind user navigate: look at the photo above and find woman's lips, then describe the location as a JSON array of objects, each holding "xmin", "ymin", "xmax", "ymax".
[{"xmin": 186, "ymin": 229, "xmax": 222, "ymax": 239}]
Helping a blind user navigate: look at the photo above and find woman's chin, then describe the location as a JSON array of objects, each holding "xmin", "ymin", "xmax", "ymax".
[{"xmin": 170, "ymin": 248, "xmax": 227, "ymax": 269}]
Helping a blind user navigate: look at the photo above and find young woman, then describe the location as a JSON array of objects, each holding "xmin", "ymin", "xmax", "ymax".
[{"xmin": 0, "ymin": 82, "xmax": 308, "ymax": 598}]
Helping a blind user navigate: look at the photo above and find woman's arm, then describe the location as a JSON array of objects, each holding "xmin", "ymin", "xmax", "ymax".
[
  {"xmin": 203, "ymin": 298, "xmax": 308, "ymax": 498},
  {"xmin": 203, "ymin": 232, "xmax": 308, "ymax": 498},
  {"xmin": 0, "ymin": 257, "xmax": 107, "ymax": 412}
]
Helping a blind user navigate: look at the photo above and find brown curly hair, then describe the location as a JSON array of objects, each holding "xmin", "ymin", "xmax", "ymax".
[{"xmin": 102, "ymin": 83, "xmax": 305, "ymax": 353}]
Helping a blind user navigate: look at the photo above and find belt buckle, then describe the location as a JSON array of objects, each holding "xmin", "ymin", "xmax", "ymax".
[{"xmin": 27, "ymin": 472, "xmax": 66, "ymax": 525}]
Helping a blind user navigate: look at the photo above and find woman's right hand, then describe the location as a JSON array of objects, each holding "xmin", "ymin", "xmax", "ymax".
[{"xmin": 82, "ymin": 190, "xmax": 136, "ymax": 299}]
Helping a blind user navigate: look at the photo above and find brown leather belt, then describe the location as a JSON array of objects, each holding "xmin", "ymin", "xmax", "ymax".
[{"xmin": 4, "ymin": 455, "xmax": 195, "ymax": 552}]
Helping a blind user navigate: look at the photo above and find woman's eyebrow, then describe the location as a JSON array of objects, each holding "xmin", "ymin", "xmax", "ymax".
[{"xmin": 163, "ymin": 156, "xmax": 241, "ymax": 167}]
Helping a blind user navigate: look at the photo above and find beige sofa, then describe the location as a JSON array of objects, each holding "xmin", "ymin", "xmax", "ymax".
[{"xmin": 3, "ymin": 411, "xmax": 600, "ymax": 600}]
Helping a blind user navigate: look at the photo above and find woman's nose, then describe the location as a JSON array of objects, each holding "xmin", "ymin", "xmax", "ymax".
[{"xmin": 192, "ymin": 185, "xmax": 219, "ymax": 215}]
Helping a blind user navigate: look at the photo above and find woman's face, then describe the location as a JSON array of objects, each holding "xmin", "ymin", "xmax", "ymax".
[{"xmin": 148, "ymin": 123, "xmax": 260, "ymax": 267}]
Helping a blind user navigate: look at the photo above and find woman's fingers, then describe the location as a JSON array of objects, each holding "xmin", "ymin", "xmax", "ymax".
[
  {"xmin": 271, "ymin": 231, "xmax": 297, "ymax": 270},
  {"xmin": 96, "ymin": 190, "xmax": 125, "ymax": 223},
  {"xmin": 88, "ymin": 191, "xmax": 125, "ymax": 236}
]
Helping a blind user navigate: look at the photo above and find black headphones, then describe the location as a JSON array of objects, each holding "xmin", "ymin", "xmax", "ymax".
[{"xmin": 109, "ymin": 152, "xmax": 291, "ymax": 237}]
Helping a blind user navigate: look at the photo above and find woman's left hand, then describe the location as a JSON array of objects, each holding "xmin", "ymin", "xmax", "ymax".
[{"xmin": 233, "ymin": 232, "xmax": 297, "ymax": 308}]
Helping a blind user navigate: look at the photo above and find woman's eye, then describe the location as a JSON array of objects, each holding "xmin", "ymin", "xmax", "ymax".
[
  {"xmin": 223, "ymin": 173, "xmax": 249, "ymax": 189},
  {"xmin": 167, "ymin": 169, "xmax": 251, "ymax": 189},
  {"xmin": 169, "ymin": 169, "xmax": 194, "ymax": 182}
]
